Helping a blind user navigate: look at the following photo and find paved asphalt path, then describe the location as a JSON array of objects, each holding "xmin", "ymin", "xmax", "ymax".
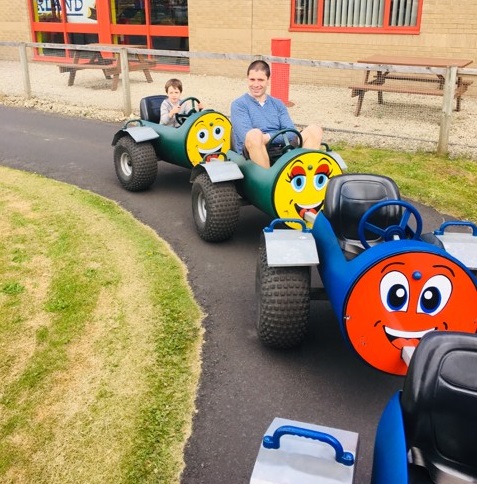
[{"xmin": 0, "ymin": 105, "xmax": 447, "ymax": 483}]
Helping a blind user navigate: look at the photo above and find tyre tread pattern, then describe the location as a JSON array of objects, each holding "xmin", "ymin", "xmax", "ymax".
[
  {"xmin": 114, "ymin": 136, "xmax": 158, "ymax": 192},
  {"xmin": 192, "ymin": 173, "xmax": 240, "ymax": 242},
  {"xmin": 256, "ymin": 242, "xmax": 311, "ymax": 348}
]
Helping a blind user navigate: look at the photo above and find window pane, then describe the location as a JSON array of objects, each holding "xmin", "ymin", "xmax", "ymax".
[
  {"xmin": 35, "ymin": 0, "xmax": 63, "ymax": 22},
  {"xmin": 66, "ymin": 0, "xmax": 98, "ymax": 23},
  {"xmin": 324, "ymin": 0, "xmax": 385, "ymax": 27},
  {"xmin": 68, "ymin": 33, "xmax": 100, "ymax": 45},
  {"xmin": 151, "ymin": 36, "xmax": 189, "ymax": 66},
  {"xmin": 113, "ymin": 0, "xmax": 146, "ymax": 24},
  {"xmin": 112, "ymin": 34, "xmax": 147, "ymax": 46},
  {"xmin": 388, "ymin": 0, "xmax": 418, "ymax": 26},
  {"xmin": 150, "ymin": 0, "xmax": 188, "ymax": 26},
  {"xmin": 35, "ymin": 31, "xmax": 66, "ymax": 56},
  {"xmin": 296, "ymin": 0, "xmax": 317, "ymax": 25}
]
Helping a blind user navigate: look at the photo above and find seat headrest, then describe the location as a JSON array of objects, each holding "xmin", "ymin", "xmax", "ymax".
[
  {"xmin": 323, "ymin": 173, "xmax": 401, "ymax": 245},
  {"xmin": 402, "ymin": 331, "xmax": 477, "ymax": 479},
  {"xmin": 139, "ymin": 95, "xmax": 167, "ymax": 124}
]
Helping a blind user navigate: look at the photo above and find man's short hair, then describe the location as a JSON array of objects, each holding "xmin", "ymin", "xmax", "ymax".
[
  {"xmin": 247, "ymin": 60, "xmax": 270, "ymax": 78},
  {"xmin": 165, "ymin": 78, "xmax": 183, "ymax": 93}
]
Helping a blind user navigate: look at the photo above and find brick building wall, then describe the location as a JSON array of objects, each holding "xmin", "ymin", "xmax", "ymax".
[{"xmin": 0, "ymin": 0, "xmax": 31, "ymax": 60}]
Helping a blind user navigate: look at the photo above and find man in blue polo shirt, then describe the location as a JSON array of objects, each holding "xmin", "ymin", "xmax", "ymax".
[{"xmin": 231, "ymin": 60, "xmax": 323, "ymax": 168}]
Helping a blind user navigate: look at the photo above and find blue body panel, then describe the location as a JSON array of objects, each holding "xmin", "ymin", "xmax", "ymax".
[{"xmin": 371, "ymin": 391, "xmax": 408, "ymax": 484}]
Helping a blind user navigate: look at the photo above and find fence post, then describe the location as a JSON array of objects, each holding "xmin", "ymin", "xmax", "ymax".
[
  {"xmin": 270, "ymin": 38, "xmax": 292, "ymax": 106},
  {"xmin": 19, "ymin": 42, "xmax": 31, "ymax": 99},
  {"xmin": 437, "ymin": 66, "xmax": 457, "ymax": 156},
  {"xmin": 120, "ymin": 47, "xmax": 132, "ymax": 116}
]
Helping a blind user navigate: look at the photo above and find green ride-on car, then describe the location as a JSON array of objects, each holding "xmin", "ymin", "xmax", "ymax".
[
  {"xmin": 190, "ymin": 128, "xmax": 347, "ymax": 242},
  {"xmin": 112, "ymin": 95, "xmax": 233, "ymax": 191}
]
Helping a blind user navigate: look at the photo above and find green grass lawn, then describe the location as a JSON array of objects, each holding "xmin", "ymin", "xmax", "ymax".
[
  {"xmin": 338, "ymin": 144, "xmax": 477, "ymax": 223},
  {"xmin": 0, "ymin": 166, "xmax": 203, "ymax": 483}
]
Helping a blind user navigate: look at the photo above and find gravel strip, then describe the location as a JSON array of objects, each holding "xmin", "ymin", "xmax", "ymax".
[{"xmin": 1, "ymin": 60, "xmax": 476, "ymax": 159}]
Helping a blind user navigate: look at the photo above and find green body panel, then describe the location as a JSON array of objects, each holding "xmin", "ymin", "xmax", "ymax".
[
  {"xmin": 141, "ymin": 113, "xmax": 199, "ymax": 169},
  {"xmin": 231, "ymin": 149, "xmax": 304, "ymax": 217}
]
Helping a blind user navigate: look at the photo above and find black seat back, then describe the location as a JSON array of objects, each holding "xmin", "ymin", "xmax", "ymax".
[
  {"xmin": 139, "ymin": 95, "xmax": 167, "ymax": 123},
  {"xmin": 402, "ymin": 331, "xmax": 477, "ymax": 481},
  {"xmin": 323, "ymin": 173, "xmax": 401, "ymax": 250}
]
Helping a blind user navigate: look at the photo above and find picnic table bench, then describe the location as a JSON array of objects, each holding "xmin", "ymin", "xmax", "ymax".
[
  {"xmin": 349, "ymin": 55, "xmax": 473, "ymax": 116},
  {"xmin": 57, "ymin": 44, "xmax": 155, "ymax": 91}
]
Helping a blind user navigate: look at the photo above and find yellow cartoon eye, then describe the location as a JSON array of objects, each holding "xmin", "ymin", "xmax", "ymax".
[
  {"xmin": 197, "ymin": 129, "xmax": 209, "ymax": 143},
  {"xmin": 213, "ymin": 126, "xmax": 225, "ymax": 140},
  {"xmin": 287, "ymin": 165, "xmax": 307, "ymax": 192},
  {"xmin": 314, "ymin": 173, "xmax": 329, "ymax": 190}
]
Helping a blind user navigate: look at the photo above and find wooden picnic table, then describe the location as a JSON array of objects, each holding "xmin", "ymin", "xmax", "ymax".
[
  {"xmin": 349, "ymin": 55, "xmax": 473, "ymax": 116},
  {"xmin": 57, "ymin": 43, "xmax": 155, "ymax": 91}
]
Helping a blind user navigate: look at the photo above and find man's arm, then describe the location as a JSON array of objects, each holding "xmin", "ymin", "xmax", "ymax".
[
  {"xmin": 230, "ymin": 96, "xmax": 253, "ymax": 154},
  {"xmin": 274, "ymin": 98, "xmax": 296, "ymax": 131}
]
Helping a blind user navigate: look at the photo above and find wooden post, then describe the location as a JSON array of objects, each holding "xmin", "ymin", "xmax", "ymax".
[
  {"xmin": 120, "ymin": 47, "xmax": 132, "ymax": 116},
  {"xmin": 438, "ymin": 66, "xmax": 457, "ymax": 156},
  {"xmin": 19, "ymin": 43, "xmax": 31, "ymax": 99}
]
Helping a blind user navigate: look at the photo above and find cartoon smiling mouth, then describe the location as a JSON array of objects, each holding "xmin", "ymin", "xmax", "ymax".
[
  {"xmin": 383, "ymin": 325, "xmax": 437, "ymax": 349},
  {"xmin": 294, "ymin": 201, "xmax": 324, "ymax": 219},
  {"xmin": 198, "ymin": 143, "xmax": 223, "ymax": 157}
]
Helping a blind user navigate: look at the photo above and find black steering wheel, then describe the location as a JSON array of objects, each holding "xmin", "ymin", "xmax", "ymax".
[
  {"xmin": 266, "ymin": 128, "xmax": 303, "ymax": 157},
  {"xmin": 176, "ymin": 96, "xmax": 201, "ymax": 125},
  {"xmin": 358, "ymin": 200, "xmax": 423, "ymax": 249}
]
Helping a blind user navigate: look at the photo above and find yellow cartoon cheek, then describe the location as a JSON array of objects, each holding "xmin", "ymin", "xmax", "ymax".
[
  {"xmin": 185, "ymin": 129, "xmax": 201, "ymax": 164},
  {"xmin": 273, "ymin": 174, "xmax": 301, "ymax": 218}
]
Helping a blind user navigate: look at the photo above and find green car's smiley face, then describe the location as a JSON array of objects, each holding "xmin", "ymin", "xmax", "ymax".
[
  {"xmin": 273, "ymin": 152, "xmax": 344, "ymax": 228},
  {"xmin": 186, "ymin": 112, "xmax": 232, "ymax": 165}
]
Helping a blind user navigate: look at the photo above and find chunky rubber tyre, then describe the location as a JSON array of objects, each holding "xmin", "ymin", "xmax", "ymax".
[
  {"xmin": 191, "ymin": 172, "xmax": 240, "ymax": 242},
  {"xmin": 114, "ymin": 136, "xmax": 158, "ymax": 192},
  {"xmin": 256, "ymin": 239, "xmax": 311, "ymax": 348}
]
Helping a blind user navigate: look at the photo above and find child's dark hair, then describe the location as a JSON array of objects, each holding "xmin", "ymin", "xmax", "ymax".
[{"xmin": 165, "ymin": 78, "xmax": 183, "ymax": 93}]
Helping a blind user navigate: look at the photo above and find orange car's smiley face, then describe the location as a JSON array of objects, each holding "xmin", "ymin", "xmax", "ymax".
[
  {"xmin": 273, "ymin": 152, "xmax": 343, "ymax": 228},
  {"xmin": 186, "ymin": 112, "xmax": 232, "ymax": 166},
  {"xmin": 344, "ymin": 252, "xmax": 477, "ymax": 375}
]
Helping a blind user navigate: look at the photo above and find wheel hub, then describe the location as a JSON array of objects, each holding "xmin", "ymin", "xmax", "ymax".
[
  {"xmin": 197, "ymin": 192, "xmax": 207, "ymax": 223},
  {"xmin": 120, "ymin": 152, "xmax": 132, "ymax": 177}
]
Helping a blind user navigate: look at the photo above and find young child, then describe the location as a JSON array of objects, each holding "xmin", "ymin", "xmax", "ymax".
[{"xmin": 160, "ymin": 78, "xmax": 203, "ymax": 127}]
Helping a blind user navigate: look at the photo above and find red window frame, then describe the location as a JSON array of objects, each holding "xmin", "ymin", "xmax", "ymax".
[{"xmin": 290, "ymin": 0, "xmax": 423, "ymax": 34}]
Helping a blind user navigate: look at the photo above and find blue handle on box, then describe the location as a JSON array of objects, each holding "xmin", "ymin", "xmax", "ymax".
[
  {"xmin": 434, "ymin": 220, "xmax": 477, "ymax": 236},
  {"xmin": 263, "ymin": 218, "xmax": 310, "ymax": 233},
  {"xmin": 262, "ymin": 425, "xmax": 355, "ymax": 466}
]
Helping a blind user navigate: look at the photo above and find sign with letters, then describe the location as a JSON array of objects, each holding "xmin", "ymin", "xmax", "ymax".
[{"xmin": 36, "ymin": 0, "xmax": 98, "ymax": 23}]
